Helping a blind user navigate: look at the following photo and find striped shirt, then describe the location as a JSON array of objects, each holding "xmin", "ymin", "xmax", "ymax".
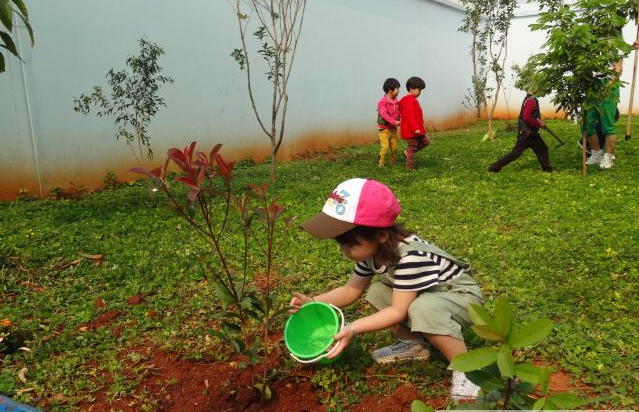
[{"xmin": 353, "ymin": 235, "xmax": 464, "ymax": 291}]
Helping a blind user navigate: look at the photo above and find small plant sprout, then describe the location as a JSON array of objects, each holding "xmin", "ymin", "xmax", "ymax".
[{"xmin": 450, "ymin": 297, "xmax": 582, "ymax": 410}]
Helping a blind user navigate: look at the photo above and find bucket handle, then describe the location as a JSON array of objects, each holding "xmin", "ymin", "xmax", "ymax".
[{"xmin": 290, "ymin": 303, "xmax": 345, "ymax": 364}]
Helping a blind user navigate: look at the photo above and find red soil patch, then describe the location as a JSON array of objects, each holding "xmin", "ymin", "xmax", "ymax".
[
  {"xmin": 84, "ymin": 310, "xmax": 121, "ymax": 330},
  {"xmin": 127, "ymin": 294, "xmax": 145, "ymax": 305},
  {"xmin": 78, "ymin": 333, "xmax": 454, "ymax": 412},
  {"xmin": 548, "ymin": 368, "xmax": 577, "ymax": 392},
  {"xmin": 353, "ymin": 384, "xmax": 448, "ymax": 412},
  {"xmin": 147, "ymin": 310, "xmax": 160, "ymax": 319},
  {"xmin": 290, "ymin": 146, "xmax": 346, "ymax": 161},
  {"xmin": 81, "ymin": 345, "xmax": 326, "ymax": 412},
  {"xmin": 533, "ymin": 361, "xmax": 580, "ymax": 392}
]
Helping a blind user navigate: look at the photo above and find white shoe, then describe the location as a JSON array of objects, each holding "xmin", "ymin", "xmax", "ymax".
[
  {"xmin": 450, "ymin": 371, "xmax": 480, "ymax": 402},
  {"xmin": 599, "ymin": 153, "xmax": 615, "ymax": 169},
  {"xmin": 371, "ymin": 339, "xmax": 430, "ymax": 364},
  {"xmin": 586, "ymin": 150, "xmax": 603, "ymax": 165}
]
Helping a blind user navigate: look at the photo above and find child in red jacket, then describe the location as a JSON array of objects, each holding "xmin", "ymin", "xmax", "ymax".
[{"xmin": 399, "ymin": 77, "xmax": 430, "ymax": 170}]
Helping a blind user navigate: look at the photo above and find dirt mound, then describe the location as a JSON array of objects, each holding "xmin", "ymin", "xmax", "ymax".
[{"xmin": 82, "ymin": 345, "xmax": 324, "ymax": 412}]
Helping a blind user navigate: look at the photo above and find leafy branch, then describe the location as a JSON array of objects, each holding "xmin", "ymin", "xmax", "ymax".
[
  {"xmin": 228, "ymin": 0, "xmax": 308, "ymax": 183},
  {"xmin": 0, "ymin": 0, "xmax": 33, "ymax": 73},
  {"xmin": 73, "ymin": 37, "xmax": 174, "ymax": 164}
]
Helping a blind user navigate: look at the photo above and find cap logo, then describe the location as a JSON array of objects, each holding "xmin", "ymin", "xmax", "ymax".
[{"xmin": 327, "ymin": 189, "xmax": 350, "ymax": 215}]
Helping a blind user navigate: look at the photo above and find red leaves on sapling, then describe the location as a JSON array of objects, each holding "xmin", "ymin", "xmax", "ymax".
[{"xmin": 214, "ymin": 153, "xmax": 235, "ymax": 183}]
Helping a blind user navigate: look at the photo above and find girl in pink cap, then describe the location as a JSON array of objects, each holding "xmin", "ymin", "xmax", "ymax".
[{"xmin": 290, "ymin": 178, "xmax": 484, "ymax": 402}]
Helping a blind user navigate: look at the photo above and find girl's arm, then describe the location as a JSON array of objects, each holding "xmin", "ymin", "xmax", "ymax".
[
  {"xmin": 328, "ymin": 289, "xmax": 417, "ymax": 358},
  {"xmin": 289, "ymin": 274, "xmax": 370, "ymax": 312},
  {"xmin": 313, "ymin": 274, "xmax": 371, "ymax": 307},
  {"xmin": 350, "ymin": 289, "xmax": 416, "ymax": 333},
  {"xmin": 378, "ymin": 99, "xmax": 399, "ymax": 126}
]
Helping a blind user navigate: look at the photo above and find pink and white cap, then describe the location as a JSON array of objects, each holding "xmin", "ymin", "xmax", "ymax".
[{"xmin": 301, "ymin": 178, "xmax": 401, "ymax": 239}]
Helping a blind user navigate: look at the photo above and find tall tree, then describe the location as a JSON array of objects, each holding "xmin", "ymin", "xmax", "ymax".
[
  {"xmin": 528, "ymin": 0, "xmax": 633, "ymax": 175},
  {"xmin": 460, "ymin": 0, "xmax": 517, "ymax": 140},
  {"xmin": 459, "ymin": 0, "xmax": 489, "ymax": 120},
  {"xmin": 229, "ymin": 0, "xmax": 308, "ymax": 183},
  {"xmin": 74, "ymin": 38, "xmax": 174, "ymax": 164},
  {"xmin": 0, "ymin": 0, "xmax": 33, "ymax": 73}
]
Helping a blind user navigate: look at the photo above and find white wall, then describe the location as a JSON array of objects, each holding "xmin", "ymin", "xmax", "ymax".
[{"xmin": 0, "ymin": 0, "xmax": 473, "ymax": 198}]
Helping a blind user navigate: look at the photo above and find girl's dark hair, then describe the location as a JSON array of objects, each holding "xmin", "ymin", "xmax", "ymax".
[
  {"xmin": 335, "ymin": 225, "xmax": 411, "ymax": 267},
  {"xmin": 383, "ymin": 78, "xmax": 401, "ymax": 93},
  {"xmin": 406, "ymin": 76, "xmax": 426, "ymax": 91}
]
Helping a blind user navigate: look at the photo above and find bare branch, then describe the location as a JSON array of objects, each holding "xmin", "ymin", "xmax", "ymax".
[
  {"xmin": 229, "ymin": 0, "xmax": 308, "ymax": 181},
  {"xmin": 230, "ymin": 0, "xmax": 273, "ymax": 138}
]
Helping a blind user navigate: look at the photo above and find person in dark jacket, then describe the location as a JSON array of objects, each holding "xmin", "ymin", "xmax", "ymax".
[{"xmin": 487, "ymin": 90, "xmax": 553, "ymax": 173}]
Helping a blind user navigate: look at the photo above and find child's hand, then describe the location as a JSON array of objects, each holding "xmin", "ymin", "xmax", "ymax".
[
  {"xmin": 288, "ymin": 292, "xmax": 313, "ymax": 313},
  {"xmin": 328, "ymin": 323, "xmax": 356, "ymax": 359}
]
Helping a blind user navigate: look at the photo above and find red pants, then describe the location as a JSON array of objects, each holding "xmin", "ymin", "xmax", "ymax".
[{"xmin": 406, "ymin": 135, "xmax": 430, "ymax": 169}]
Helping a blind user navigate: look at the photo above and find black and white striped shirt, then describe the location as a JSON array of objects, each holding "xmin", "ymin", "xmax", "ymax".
[{"xmin": 353, "ymin": 235, "xmax": 464, "ymax": 291}]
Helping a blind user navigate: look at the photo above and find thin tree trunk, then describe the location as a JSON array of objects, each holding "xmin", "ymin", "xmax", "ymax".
[
  {"xmin": 271, "ymin": 150, "xmax": 277, "ymax": 182},
  {"xmin": 471, "ymin": 29, "xmax": 481, "ymax": 119},
  {"xmin": 582, "ymin": 135, "xmax": 587, "ymax": 177}
]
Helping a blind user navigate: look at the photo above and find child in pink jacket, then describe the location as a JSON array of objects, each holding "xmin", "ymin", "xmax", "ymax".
[{"xmin": 376, "ymin": 78, "xmax": 401, "ymax": 167}]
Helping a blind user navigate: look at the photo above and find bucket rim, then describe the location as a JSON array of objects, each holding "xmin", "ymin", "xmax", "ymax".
[{"xmin": 284, "ymin": 301, "xmax": 339, "ymax": 359}]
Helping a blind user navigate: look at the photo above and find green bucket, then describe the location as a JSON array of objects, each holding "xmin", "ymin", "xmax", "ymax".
[{"xmin": 284, "ymin": 302, "xmax": 344, "ymax": 364}]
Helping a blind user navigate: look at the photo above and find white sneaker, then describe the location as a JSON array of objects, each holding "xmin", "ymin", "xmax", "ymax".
[
  {"xmin": 599, "ymin": 153, "xmax": 615, "ymax": 169},
  {"xmin": 586, "ymin": 150, "xmax": 603, "ymax": 165},
  {"xmin": 450, "ymin": 371, "xmax": 480, "ymax": 402},
  {"xmin": 371, "ymin": 339, "xmax": 430, "ymax": 364}
]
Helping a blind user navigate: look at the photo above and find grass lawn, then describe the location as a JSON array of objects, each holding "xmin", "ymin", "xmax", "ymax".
[{"xmin": 1, "ymin": 119, "xmax": 638, "ymax": 411}]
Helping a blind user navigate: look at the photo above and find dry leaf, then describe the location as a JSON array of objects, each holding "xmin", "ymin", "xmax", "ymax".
[
  {"xmin": 57, "ymin": 259, "xmax": 81, "ymax": 270},
  {"xmin": 21, "ymin": 281, "xmax": 47, "ymax": 292},
  {"xmin": 52, "ymin": 393, "xmax": 66, "ymax": 403},
  {"xmin": 79, "ymin": 253, "xmax": 104, "ymax": 265},
  {"xmin": 15, "ymin": 388, "xmax": 34, "ymax": 395},
  {"xmin": 18, "ymin": 368, "xmax": 28, "ymax": 383},
  {"xmin": 79, "ymin": 253, "xmax": 102, "ymax": 260},
  {"xmin": 204, "ymin": 379, "xmax": 209, "ymax": 389},
  {"xmin": 78, "ymin": 326, "xmax": 88, "ymax": 332},
  {"xmin": 18, "ymin": 347, "xmax": 31, "ymax": 352}
]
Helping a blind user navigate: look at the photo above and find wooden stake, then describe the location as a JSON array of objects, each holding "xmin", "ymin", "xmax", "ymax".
[
  {"xmin": 625, "ymin": 2, "xmax": 639, "ymax": 141},
  {"xmin": 582, "ymin": 135, "xmax": 587, "ymax": 177}
]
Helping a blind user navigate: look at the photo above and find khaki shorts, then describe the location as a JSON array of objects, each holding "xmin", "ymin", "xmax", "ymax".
[{"xmin": 365, "ymin": 272, "xmax": 483, "ymax": 341}]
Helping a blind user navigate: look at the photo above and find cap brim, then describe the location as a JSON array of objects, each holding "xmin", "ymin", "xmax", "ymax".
[{"xmin": 300, "ymin": 212, "xmax": 357, "ymax": 239}]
